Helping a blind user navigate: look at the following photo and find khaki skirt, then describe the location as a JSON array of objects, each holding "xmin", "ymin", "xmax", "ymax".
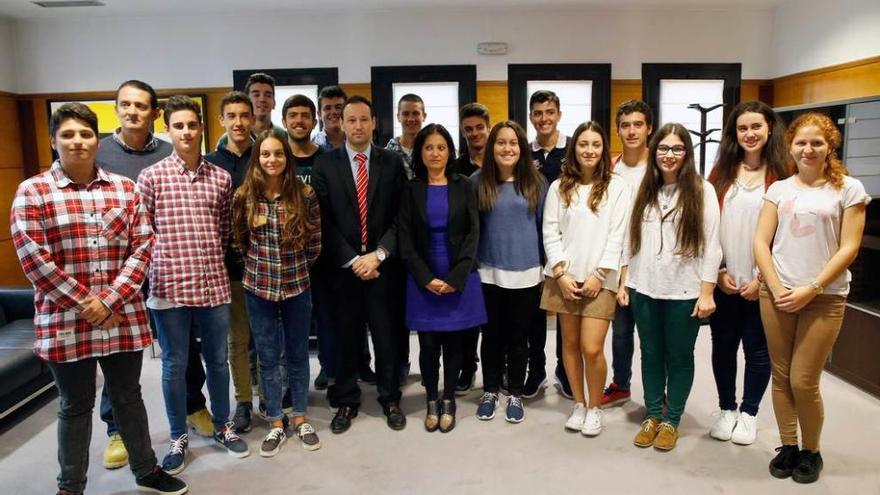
[{"xmin": 540, "ymin": 277, "xmax": 617, "ymax": 320}]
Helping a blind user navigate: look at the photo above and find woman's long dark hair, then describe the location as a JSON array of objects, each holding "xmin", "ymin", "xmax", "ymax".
[
  {"xmin": 559, "ymin": 121, "xmax": 612, "ymax": 212},
  {"xmin": 709, "ymin": 101, "xmax": 789, "ymax": 203},
  {"xmin": 410, "ymin": 123, "xmax": 456, "ymax": 180},
  {"xmin": 629, "ymin": 123, "xmax": 705, "ymax": 258},
  {"xmin": 232, "ymin": 129, "xmax": 317, "ymax": 251},
  {"xmin": 477, "ymin": 120, "xmax": 544, "ymax": 213}
]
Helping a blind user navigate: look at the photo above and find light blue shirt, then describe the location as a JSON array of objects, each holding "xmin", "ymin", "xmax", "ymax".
[{"xmin": 345, "ymin": 143, "xmax": 372, "ymax": 180}]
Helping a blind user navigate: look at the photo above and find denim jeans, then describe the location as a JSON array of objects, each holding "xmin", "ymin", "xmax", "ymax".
[
  {"xmin": 153, "ymin": 304, "xmax": 231, "ymax": 438},
  {"xmin": 47, "ymin": 351, "xmax": 157, "ymax": 494},
  {"xmin": 710, "ymin": 289, "xmax": 771, "ymax": 415},
  {"xmin": 610, "ymin": 302, "xmax": 637, "ymax": 390},
  {"xmin": 245, "ymin": 290, "xmax": 312, "ymax": 420}
]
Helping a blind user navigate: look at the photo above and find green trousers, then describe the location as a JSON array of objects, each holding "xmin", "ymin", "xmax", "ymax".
[{"xmin": 630, "ymin": 291, "xmax": 701, "ymax": 426}]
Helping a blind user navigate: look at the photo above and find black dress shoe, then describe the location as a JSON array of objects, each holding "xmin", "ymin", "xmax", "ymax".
[
  {"xmin": 330, "ymin": 406, "xmax": 358, "ymax": 434},
  {"xmin": 383, "ymin": 401, "xmax": 407, "ymax": 430},
  {"xmin": 792, "ymin": 450, "xmax": 823, "ymax": 484},
  {"xmin": 769, "ymin": 445, "xmax": 801, "ymax": 479}
]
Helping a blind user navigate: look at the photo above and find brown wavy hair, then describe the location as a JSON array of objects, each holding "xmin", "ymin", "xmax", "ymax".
[
  {"xmin": 629, "ymin": 123, "xmax": 706, "ymax": 258},
  {"xmin": 708, "ymin": 101, "xmax": 790, "ymax": 205},
  {"xmin": 785, "ymin": 112, "xmax": 848, "ymax": 189},
  {"xmin": 232, "ymin": 130, "xmax": 317, "ymax": 251},
  {"xmin": 477, "ymin": 121, "xmax": 544, "ymax": 213},
  {"xmin": 559, "ymin": 121, "xmax": 612, "ymax": 212}
]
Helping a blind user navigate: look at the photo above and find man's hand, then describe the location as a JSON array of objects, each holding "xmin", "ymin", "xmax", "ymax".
[{"xmin": 352, "ymin": 252, "xmax": 381, "ymax": 279}]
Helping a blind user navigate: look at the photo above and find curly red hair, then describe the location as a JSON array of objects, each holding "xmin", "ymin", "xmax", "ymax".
[{"xmin": 786, "ymin": 112, "xmax": 848, "ymax": 189}]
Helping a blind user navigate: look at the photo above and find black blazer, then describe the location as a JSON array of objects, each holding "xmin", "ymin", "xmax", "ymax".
[
  {"xmin": 398, "ymin": 174, "xmax": 479, "ymax": 291},
  {"xmin": 312, "ymin": 146, "xmax": 406, "ymax": 268}
]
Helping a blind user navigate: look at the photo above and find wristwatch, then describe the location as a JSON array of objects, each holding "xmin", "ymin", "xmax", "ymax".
[
  {"xmin": 375, "ymin": 248, "xmax": 387, "ymax": 263},
  {"xmin": 809, "ymin": 280, "xmax": 824, "ymax": 295}
]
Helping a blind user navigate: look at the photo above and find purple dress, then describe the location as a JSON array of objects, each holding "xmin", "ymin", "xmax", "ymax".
[{"xmin": 405, "ymin": 185, "xmax": 487, "ymax": 332}]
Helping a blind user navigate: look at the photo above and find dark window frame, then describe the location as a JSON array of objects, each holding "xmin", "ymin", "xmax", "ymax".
[
  {"xmin": 508, "ymin": 63, "xmax": 612, "ymax": 134},
  {"xmin": 641, "ymin": 63, "xmax": 742, "ymax": 127},
  {"xmin": 231, "ymin": 68, "xmax": 339, "ymax": 94},
  {"xmin": 370, "ymin": 65, "xmax": 477, "ymax": 146}
]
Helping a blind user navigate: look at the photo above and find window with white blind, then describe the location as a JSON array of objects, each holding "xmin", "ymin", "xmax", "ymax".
[
  {"xmin": 272, "ymin": 85, "xmax": 319, "ymax": 140},
  {"xmin": 659, "ymin": 79, "xmax": 724, "ymax": 176},
  {"xmin": 525, "ymin": 80, "xmax": 592, "ymax": 143},
  {"xmin": 391, "ymin": 81, "xmax": 461, "ymax": 150}
]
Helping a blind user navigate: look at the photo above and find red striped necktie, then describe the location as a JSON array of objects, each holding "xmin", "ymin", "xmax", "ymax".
[{"xmin": 355, "ymin": 152, "xmax": 368, "ymax": 249}]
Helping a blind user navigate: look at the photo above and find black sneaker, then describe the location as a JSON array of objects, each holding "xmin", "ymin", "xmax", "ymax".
[
  {"xmin": 554, "ymin": 365, "xmax": 573, "ymax": 400},
  {"xmin": 523, "ymin": 372, "xmax": 547, "ymax": 399},
  {"xmin": 160, "ymin": 434, "xmax": 188, "ymax": 476},
  {"xmin": 259, "ymin": 427, "xmax": 287, "ymax": 458},
  {"xmin": 314, "ymin": 368, "xmax": 329, "ymax": 390},
  {"xmin": 455, "ymin": 369, "xmax": 476, "ymax": 396},
  {"xmin": 294, "ymin": 422, "xmax": 322, "ymax": 451},
  {"xmin": 135, "ymin": 466, "xmax": 188, "ymax": 495},
  {"xmin": 213, "ymin": 423, "xmax": 250, "ymax": 458},
  {"xmin": 792, "ymin": 450, "xmax": 823, "ymax": 484},
  {"xmin": 232, "ymin": 402, "xmax": 252, "ymax": 433},
  {"xmin": 769, "ymin": 445, "xmax": 801, "ymax": 479}
]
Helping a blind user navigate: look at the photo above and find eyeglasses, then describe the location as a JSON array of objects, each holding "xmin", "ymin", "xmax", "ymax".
[{"xmin": 657, "ymin": 145, "xmax": 687, "ymax": 156}]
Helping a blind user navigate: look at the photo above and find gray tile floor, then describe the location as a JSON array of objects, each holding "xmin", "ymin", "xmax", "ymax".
[{"xmin": 2, "ymin": 320, "xmax": 879, "ymax": 494}]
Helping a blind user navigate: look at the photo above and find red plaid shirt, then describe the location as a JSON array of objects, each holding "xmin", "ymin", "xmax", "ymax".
[
  {"xmin": 10, "ymin": 162, "xmax": 154, "ymax": 363},
  {"xmin": 242, "ymin": 189, "xmax": 322, "ymax": 301},
  {"xmin": 138, "ymin": 152, "xmax": 232, "ymax": 307}
]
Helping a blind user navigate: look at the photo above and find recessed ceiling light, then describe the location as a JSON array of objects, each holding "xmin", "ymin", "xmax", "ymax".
[{"xmin": 32, "ymin": 1, "xmax": 105, "ymax": 8}]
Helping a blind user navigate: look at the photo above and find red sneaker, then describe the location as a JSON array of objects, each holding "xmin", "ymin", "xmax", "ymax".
[{"xmin": 600, "ymin": 382, "xmax": 631, "ymax": 409}]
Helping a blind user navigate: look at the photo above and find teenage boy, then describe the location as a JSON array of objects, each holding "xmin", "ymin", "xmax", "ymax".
[
  {"xmin": 283, "ymin": 93, "xmax": 323, "ymax": 183},
  {"xmin": 312, "ymin": 96, "xmax": 407, "ymax": 434},
  {"xmin": 138, "ymin": 95, "xmax": 248, "ymax": 474},
  {"xmin": 217, "ymin": 73, "xmax": 285, "ymax": 149},
  {"xmin": 453, "ymin": 102, "xmax": 490, "ymax": 176},
  {"xmin": 601, "ymin": 99, "xmax": 653, "ymax": 408},
  {"xmin": 527, "ymin": 90, "xmax": 571, "ymax": 399},
  {"xmin": 313, "ymin": 85, "xmax": 347, "ymax": 151},
  {"xmin": 385, "ymin": 93, "xmax": 426, "ymax": 179},
  {"xmin": 12, "ymin": 102, "xmax": 187, "ymax": 495},
  {"xmin": 453, "ymin": 102, "xmax": 491, "ymax": 395},
  {"xmin": 205, "ymin": 91, "xmax": 258, "ymax": 433}
]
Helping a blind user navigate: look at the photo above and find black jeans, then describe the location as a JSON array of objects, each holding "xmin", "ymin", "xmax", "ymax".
[
  {"xmin": 418, "ymin": 330, "xmax": 467, "ymax": 401},
  {"xmin": 47, "ymin": 351, "xmax": 157, "ymax": 494},
  {"xmin": 709, "ymin": 289, "xmax": 771, "ymax": 415},
  {"xmin": 527, "ymin": 308, "xmax": 548, "ymax": 379},
  {"xmin": 459, "ymin": 328, "xmax": 480, "ymax": 375},
  {"xmin": 481, "ymin": 283, "xmax": 541, "ymax": 397},
  {"xmin": 328, "ymin": 269, "xmax": 404, "ymax": 408}
]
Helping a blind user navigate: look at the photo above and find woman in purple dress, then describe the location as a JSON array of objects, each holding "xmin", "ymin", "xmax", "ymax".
[{"xmin": 398, "ymin": 124, "xmax": 487, "ymax": 433}]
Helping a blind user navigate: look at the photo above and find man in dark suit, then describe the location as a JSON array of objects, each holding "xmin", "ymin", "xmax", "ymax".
[{"xmin": 312, "ymin": 96, "xmax": 407, "ymax": 433}]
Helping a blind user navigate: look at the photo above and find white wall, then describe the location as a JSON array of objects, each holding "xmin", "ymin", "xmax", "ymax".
[
  {"xmin": 0, "ymin": 18, "xmax": 17, "ymax": 92},
  {"xmin": 11, "ymin": 7, "xmax": 773, "ymax": 93},
  {"xmin": 771, "ymin": 0, "xmax": 880, "ymax": 77}
]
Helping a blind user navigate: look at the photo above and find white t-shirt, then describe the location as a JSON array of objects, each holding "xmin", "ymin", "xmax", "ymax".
[
  {"xmin": 720, "ymin": 180, "xmax": 765, "ymax": 286},
  {"xmin": 542, "ymin": 176, "xmax": 633, "ymax": 291},
  {"xmin": 626, "ymin": 179, "xmax": 723, "ymax": 300},
  {"xmin": 613, "ymin": 157, "xmax": 648, "ymax": 192},
  {"xmin": 764, "ymin": 175, "xmax": 871, "ymax": 296}
]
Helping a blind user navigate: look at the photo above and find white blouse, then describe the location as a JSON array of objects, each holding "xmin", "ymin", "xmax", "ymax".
[
  {"xmin": 626, "ymin": 179, "xmax": 722, "ymax": 300},
  {"xmin": 542, "ymin": 176, "xmax": 632, "ymax": 291},
  {"xmin": 720, "ymin": 180, "xmax": 765, "ymax": 287},
  {"xmin": 764, "ymin": 175, "xmax": 871, "ymax": 296}
]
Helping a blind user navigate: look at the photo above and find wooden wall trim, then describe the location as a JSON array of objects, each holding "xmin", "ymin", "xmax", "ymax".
[
  {"xmin": 772, "ymin": 56, "xmax": 880, "ymax": 108},
  {"xmin": 773, "ymin": 56, "xmax": 880, "ymax": 84}
]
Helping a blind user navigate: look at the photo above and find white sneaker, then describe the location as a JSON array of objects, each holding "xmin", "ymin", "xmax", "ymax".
[
  {"xmin": 564, "ymin": 403, "xmax": 587, "ymax": 431},
  {"xmin": 581, "ymin": 407, "xmax": 603, "ymax": 437},
  {"xmin": 731, "ymin": 411, "xmax": 757, "ymax": 445},
  {"xmin": 710, "ymin": 409, "xmax": 738, "ymax": 441}
]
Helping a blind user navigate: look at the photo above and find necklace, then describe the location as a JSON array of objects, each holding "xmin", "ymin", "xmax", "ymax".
[
  {"xmin": 659, "ymin": 185, "xmax": 678, "ymax": 210},
  {"xmin": 741, "ymin": 161, "xmax": 763, "ymax": 172}
]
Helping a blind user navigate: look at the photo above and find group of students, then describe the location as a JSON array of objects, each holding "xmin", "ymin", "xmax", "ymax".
[{"xmin": 10, "ymin": 72, "xmax": 869, "ymax": 495}]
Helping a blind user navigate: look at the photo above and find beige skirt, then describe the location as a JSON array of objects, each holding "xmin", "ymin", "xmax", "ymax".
[{"xmin": 540, "ymin": 277, "xmax": 617, "ymax": 320}]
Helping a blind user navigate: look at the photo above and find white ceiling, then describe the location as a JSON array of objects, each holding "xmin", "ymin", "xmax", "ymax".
[{"xmin": 0, "ymin": 0, "xmax": 785, "ymax": 20}]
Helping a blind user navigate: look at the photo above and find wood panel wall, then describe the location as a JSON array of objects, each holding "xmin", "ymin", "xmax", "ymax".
[
  {"xmin": 0, "ymin": 91, "xmax": 28, "ymax": 286},
  {"xmin": 773, "ymin": 56, "xmax": 880, "ymax": 108}
]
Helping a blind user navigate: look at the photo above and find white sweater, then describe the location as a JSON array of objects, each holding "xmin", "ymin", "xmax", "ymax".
[
  {"xmin": 626, "ymin": 179, "xmax": 722, "ymax": 300},
  {"xmin": 542, "ymin": 176, "xmax": 633, "ymax": 291}
]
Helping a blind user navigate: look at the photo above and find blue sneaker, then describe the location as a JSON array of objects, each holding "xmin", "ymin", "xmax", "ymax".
[
  {"xmin": 160, "ymin": 434, "xmax": 188, "ymax": 475},
  {"xmin": 506, "ymin": 396, "xmax": 525, "ymax": 423},
  {"xmin": 476, "ymin": 392, "xmax": 498, "ymax": 420}
]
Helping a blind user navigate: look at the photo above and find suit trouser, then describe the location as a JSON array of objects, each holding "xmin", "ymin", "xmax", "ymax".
[
  {"xmin": 759, "ymin": 285, "xmax": 846, "ymax": 451},
  {"xmin": 328, "ymin": 269, "xmax": 403, "ymax": 408}
]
